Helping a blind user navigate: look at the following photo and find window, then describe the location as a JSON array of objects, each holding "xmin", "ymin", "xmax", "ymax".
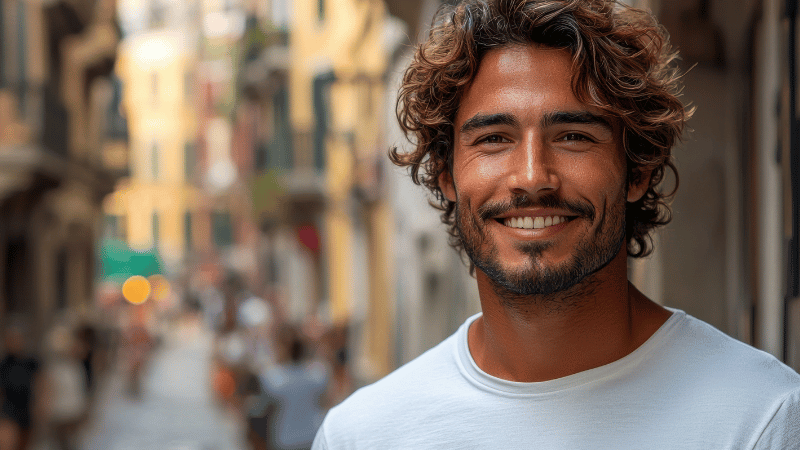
[
  {"xmin": 184, "ymin": 142, "xmax": 195, "ymax": 180},
  {"xmin": 152, "ymin": 212, "xmax": 160, "ymax": 244},
  {"xmin": 56, "ymin": 249, "xmax": 67, "ymax": 310},
  {"xmin": 184, "ymin": 211, "xmax": 193, "ymax": 252},
  {"xmin": 108, "ymin": 76, "xmax": 128, "ymax": 140},
  {"xmin": 1, "ymin": 1, "xmax": 29, "ymax": 111},
  {"xmin": 4, "ymin": 239, "xmax": 28, "ymax": 313},
  {"xmin": 313, "ymin": 72, "xmax": 335, "ymax": 171},
  {"xmin": 271, "ymin": 86, "xmax": 292, "ymax": 169},
  {"xmin": 212, "ymin": 211, "xmax": 233, "ymax": 247}
]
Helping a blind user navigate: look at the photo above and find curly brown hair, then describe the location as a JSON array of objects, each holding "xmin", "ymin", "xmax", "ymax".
[{"xmin": 390, "ymin": 0, "xmax": 691, "ymax": 259}]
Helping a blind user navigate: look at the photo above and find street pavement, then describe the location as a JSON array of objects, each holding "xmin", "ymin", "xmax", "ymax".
[{"xmin": 78, "ymin": 318, "xmax": 246, "ymax": 450}]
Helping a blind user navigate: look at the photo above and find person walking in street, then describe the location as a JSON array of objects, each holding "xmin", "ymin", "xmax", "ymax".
[
  {"xmin": 312, "ymin": 1, "xmax": 800, "ymax": 448},
  {"xmin": 41, "ymin": 324, "xmax": 89, "ymax": 450},
  {"xmin": 120, "ymin": 306, "xmax": 155, "ymax": 399},
  {"xmin": 253, "ymin": 324, "xmax": 328, "ymax": 450}
]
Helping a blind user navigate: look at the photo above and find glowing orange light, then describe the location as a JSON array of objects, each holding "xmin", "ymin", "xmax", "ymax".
[
  {"xmin": 122, "ymin": 275, "xmax": 151, "ymax": 305},
  {"xmin": 148, "ymin": 274, "xmax": 171, "ymax": 301}
]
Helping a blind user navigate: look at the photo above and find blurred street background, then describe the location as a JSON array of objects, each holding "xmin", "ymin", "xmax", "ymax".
[{"xmin": 0, "ymin": 0, "xmax": 798, "ymax": 448}]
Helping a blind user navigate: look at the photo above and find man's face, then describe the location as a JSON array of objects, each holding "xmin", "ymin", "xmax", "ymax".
[{"xmin": 440, "ymin": 45, "xmax": 647, "ymax": 297}]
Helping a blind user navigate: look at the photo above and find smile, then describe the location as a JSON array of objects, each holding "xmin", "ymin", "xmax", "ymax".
[{"xmin": 502, "ymin": 216, "xmax": 569, "ymax": 230}]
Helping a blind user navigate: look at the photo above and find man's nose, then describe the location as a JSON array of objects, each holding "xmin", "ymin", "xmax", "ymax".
[{"xmin": 506, "ymin": 133, "xmax": 560, "ymax": 196}]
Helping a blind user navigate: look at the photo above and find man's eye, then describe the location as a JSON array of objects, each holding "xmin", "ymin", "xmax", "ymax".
[
  {"xmin": 559, "ymin": 133, "xmax": 592, "ymax": 142},
  {"xmin": 478, "ymin": 135, "xmax": 508, "ymax": 144}
]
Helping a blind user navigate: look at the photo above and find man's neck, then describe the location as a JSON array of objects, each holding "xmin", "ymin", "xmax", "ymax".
[{"xmin": 468, "ymin": 250, "xmax": 672, "ymax": 382}]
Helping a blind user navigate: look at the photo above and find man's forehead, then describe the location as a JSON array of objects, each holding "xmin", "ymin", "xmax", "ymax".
[{"xmin": 455, "ymin": 44, "xmax": 614, "ymax": 128}]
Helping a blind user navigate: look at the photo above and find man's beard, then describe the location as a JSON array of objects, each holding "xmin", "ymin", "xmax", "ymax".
[{"xmin": 456, "ymin": 192, "xmax": 626, "ymax": 306}]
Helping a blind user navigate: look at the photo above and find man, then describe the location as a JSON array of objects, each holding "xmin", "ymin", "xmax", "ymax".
[{"xmin": 313, "ymin": 1, "xmax": 800, "ymax": 448}]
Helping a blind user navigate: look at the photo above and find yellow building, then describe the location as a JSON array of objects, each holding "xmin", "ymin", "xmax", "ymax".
[
  {"xmin": 289, "ymin": 0, "xmax": 395, "ymax": 379},
  {"xmin": 106, "ymin": 31, "xmax": 200, "ymax": 266}
]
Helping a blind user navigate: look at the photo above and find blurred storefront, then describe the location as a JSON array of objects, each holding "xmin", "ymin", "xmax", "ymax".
[{"xmin": 0, "ymin": 0, "xmax": 124, "ymax": 342}]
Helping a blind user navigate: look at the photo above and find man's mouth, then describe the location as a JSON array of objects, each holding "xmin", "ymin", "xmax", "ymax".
[{"xmin": 500, "ymin": 215, "xmax": 572, "ymax": 230}]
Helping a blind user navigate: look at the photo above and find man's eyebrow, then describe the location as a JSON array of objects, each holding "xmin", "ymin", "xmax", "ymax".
[
  {"xmin": 541, "ymin": 110, "xmax": 612, "ymax": 130},
  {"xmin": 459, "ymin": 113, "xmax": 520, "ymax": 134}
]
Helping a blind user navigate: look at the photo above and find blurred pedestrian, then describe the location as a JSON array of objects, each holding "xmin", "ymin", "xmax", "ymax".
[
  {"xmin": 0, "ymin": 323, "xmax": 41, "ymax": 450},
  {"xmin": 250, "ymin": 324, "xmax": 327, "ymax": 450},
  {"xmin": 120, "ymin": 306, "xmax": 154, "ymax": 399},
  {"xmin": 211, "ymin": 274, "xmax": 248, "ymax": 407},
  {"xmin": 42, "ymin": 325, "xmax": 88, "ymax": 450},
  {"xmin": 74, "ymin": 323, "xmax": 96, "ymax": 397},
  {"xmin": 319, "ymin": 325, "xmax": 352, "ymax": 409}
]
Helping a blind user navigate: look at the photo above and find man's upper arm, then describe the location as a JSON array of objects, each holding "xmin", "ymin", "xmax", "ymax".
[{"xmin": 752, "ymin": 387, "xmax": 800, "ymax": 450}]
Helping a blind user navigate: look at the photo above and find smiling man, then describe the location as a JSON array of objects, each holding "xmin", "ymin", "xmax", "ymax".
[{"xmin": 312, "ymin": 1, "xmax": 800, "ymax": 449}]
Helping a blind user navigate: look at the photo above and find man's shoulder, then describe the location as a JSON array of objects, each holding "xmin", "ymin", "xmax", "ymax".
[
  {"xmin": 670, "ymin": 311, "xmax": 800, "ymax": 392},
  {"xmin": 337, "ymin": 331, "xmax": 461, "ymax": 408},
  {"xmin": 318, "ymin": 331, "xmax": 468, "ymax": 445}
]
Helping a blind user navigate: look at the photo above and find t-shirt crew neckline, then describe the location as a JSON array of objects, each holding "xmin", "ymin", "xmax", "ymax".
[{"xmin": 455, "ymin": 307, "xmax": 685, "ymax": 396}]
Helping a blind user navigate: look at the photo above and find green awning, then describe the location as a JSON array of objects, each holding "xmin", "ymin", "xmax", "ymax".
[{"xmin": 98, "ymin": 238, "xmax": 163, "ymax": 283}]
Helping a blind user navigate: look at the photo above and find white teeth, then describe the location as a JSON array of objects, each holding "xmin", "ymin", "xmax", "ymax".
[
  {"xmin": 503, "ymin": 216, "xmax": 568, "ymax": 229},
  {"xmin": 524, "ymin": 217, "xmax": 534, "ymax": 229}
]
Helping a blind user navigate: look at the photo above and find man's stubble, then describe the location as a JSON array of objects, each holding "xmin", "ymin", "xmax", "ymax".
[{"xmin": 455, "ymin": 191, "xmax": 627, "ymax": 312}]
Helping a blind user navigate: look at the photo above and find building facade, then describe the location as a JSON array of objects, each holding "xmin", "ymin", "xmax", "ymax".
[
  {"xmin": 0, "ymin": 0, "xmax": 124, "ymax": 341},
  {"xmin": 108, "ymin": 3, "xmax": 202, "ymax": 271},
  {"xmin": 237, "ymin": 0, "xmax": 399, "ymax": 381}
]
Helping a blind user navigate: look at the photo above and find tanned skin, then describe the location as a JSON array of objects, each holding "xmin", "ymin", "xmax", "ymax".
[{"xmin": 439, "ymin": 44, "xmax": 673, "ymax": 383}]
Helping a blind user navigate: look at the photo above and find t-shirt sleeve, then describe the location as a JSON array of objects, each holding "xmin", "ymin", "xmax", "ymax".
[
  {"xmin": 752, "ymin": 387, "xmax": 800, "ymax": 450},
  {"xmin": 311, "ymin": 420, "xmax": 329, "ymax": 450}
]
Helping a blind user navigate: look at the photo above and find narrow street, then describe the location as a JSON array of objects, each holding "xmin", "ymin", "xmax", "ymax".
[{"xmin": 78, "ymin": 319, "xmax": 246, "ymax": 450}]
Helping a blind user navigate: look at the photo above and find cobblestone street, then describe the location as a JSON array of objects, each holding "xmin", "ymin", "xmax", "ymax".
[{"xmin": 78, "ymin": 319, "xmax": 245, "ymax": 450}]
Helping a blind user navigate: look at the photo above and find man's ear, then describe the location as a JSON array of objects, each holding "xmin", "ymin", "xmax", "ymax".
[
  {"xmin": 438, "ymin": 170, "xmax": 456, "ymax": 202},
  {"xmin": 627, "ymin": 169, "xmax": 652, "ymax": 203}
]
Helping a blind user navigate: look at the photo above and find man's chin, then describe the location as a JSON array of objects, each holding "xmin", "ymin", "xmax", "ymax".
[
  {"xmin": 485, "ymin": 265, "xmax": 586, "ymax": 297},
  {"xmin": 472, "ymin": 252, "xmax": 568, "ymax": 292}
]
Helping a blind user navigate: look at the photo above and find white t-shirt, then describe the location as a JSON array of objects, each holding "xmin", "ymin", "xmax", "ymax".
[{"xmin": 313, "ymin": 309, "xmax": 800, "ymax": 449}]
